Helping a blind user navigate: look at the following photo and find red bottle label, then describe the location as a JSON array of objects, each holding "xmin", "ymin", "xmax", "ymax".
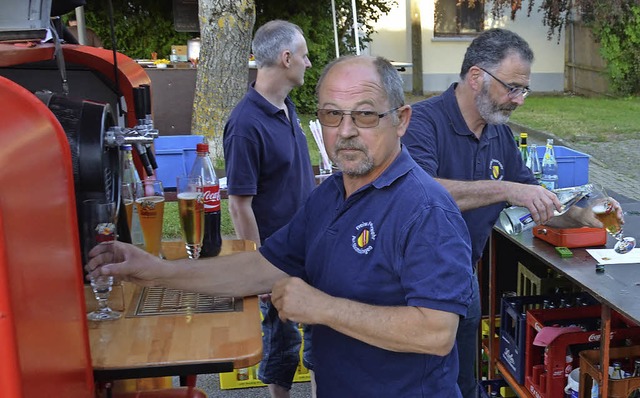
[{"xmin": 202, "ymin": 185, "xmax": 221, "ymax": 212}]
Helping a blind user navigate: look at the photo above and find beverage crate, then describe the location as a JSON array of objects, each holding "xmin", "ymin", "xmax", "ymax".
[
  {"xmin": 153, "ymin": 135, "xmax": 204, "ymax": 189},
  {"xmin": 579, "ymin": 346, "xmax": 640, "ymax": 398},
  {"xmin": 516, "ymin": 262, "xmax": 578, "ymax": 296},
  {"xmin": 535, "ymin": 146, "xmax": 589, "ymax": 188},
  {"xmin": 524, "ymin": 305, "xmax": 640, "ymax": 398},
  {"xmin": 478, "ymin": 378, "xmax": 516, "ymax": 397},
  {"xmin": 499, "ymin": 292, "xmax": 596, "ymax": 384},
  {"xmin": 219, "ymin": 325, "xmax": 311, "ymax": 390}
]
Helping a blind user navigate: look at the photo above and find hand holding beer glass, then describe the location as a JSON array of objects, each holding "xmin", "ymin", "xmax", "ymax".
[
  {"xmin": 589, "ymin": 184, "xmax": 636, "ymax": 254},
  {"xmin": 134, "ymin": 180, "xmax": 165, "ymax": 258},
  {"xmin": 177, "ymin": 176, "xmax": 204, "ymax": 259},
  {"xmin": 83, "ymin": 199, "xmax": 122, "ymax": 321}
]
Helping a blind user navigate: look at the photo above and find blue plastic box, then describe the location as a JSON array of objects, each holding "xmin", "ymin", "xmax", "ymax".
[
  {"xmin": 536, "ymin": 145, "xmax": 590, "ymax": 188},
  {"xmin": 153, "ymin": 135, "xmax": 204, "ymax": 189}
]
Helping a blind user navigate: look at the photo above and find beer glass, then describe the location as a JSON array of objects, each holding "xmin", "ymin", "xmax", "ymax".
[
  {"xmin": 589, "ymin": 184, "xmax": 636, "ymax": 254},
  {"xmin": 83, "ymin": 200, "xmax": 122, "ymax": 321},
  {"xmin": 134, "ymin": 180, "xmax": 165, "ymax": 257},
  {"xmin": 176, "ymin": 176, "xmax": 204, "ymax": 259}
]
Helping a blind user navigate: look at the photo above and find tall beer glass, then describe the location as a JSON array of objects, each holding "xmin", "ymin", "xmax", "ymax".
[
  {"xmin": 176, "ymin": 176, "xmax": 204, "ymax": 259},
  {"xmin": 134, "ymin": 180, "xmax": 165, "ymax": 257}
]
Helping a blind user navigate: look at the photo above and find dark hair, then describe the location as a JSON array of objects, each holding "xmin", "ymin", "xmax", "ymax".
[
  {"xmin": 316, "ymin": 55, "xmax": 405, "ymax": 109},
  {"xmin": 460, "ymin": 28, "xmax": 534, "ymax": 78}
]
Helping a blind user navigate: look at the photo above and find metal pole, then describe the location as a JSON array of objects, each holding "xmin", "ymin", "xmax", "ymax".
[
  {"xmin": 74, "ymin": 6, "xmax": 87, "ymax": 45},
  {"xmin": 351, "ymin": 0, "xmax": 360, "ymax": 55},
  {"xmin": 331, "ymin": 0, "xmax": 340, "ymax": 58}
]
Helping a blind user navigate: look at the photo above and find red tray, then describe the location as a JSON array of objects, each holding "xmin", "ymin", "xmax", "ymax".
[{"xmin": 532, "ymin": 226, "xmax": 606, "ymax": 248}]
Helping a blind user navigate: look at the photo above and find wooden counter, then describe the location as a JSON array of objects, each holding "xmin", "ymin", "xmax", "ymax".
[{"xmin": 87, "ymin": 239, "xmax": 261, "ymax": 382}]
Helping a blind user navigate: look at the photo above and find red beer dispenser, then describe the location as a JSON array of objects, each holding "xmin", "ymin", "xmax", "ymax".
[{"xmin": 0, "ymin": 39, "xmax": 202, "ymax": 398}]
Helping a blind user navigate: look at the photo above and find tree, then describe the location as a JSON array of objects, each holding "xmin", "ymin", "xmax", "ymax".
[
  {"xmin": 192, "ymin": 0, "xmax": 255, "ymax": 161},
  {"xmin": 489, "ymin": 0, "xmax": 640, "ymax": 95}
]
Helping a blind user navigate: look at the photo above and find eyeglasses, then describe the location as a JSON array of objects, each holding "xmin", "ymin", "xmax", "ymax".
[
  {"xmin": 316, "ymin": 108, "xmax": 399, "ymax": 128},
  {"xmin": 479, "ymin": 67, "xmax": 531, "ymax": 99}
]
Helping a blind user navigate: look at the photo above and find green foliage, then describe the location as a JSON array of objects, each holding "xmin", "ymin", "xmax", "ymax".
[
  {"xmin": 255, "ymin": 0, "xmax": 397, "ymax": 113},
  {"xmin": 591, "ymin": 4, "xmax": 640, "ymax": 95},
  {"xmin": 81, "ymin": 1, "xmax": 197, "ymax": 59}
]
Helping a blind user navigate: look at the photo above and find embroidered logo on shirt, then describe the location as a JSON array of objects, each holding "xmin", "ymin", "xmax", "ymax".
[
  {"xmin": 489, "ymin": 159, "xmax": 505, "ymax": 180},
  {"xmin": 352, "ymin": 221, "xmax": 376, "ymax": 254}
]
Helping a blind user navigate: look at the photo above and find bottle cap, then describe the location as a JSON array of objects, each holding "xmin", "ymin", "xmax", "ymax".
[
  {"xmin": 196, "ymin": 143, "xmax": 209, "ymax": 153},
  {"xmin": 520, "ymin": 132, "xmax": 528, "ymax": 138}
]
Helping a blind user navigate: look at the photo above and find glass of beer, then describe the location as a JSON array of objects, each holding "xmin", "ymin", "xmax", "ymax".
[
  {"xmin": 176, "ymin": 176, "xmax": 204, "ymax": 259},
  {"xmin": 134, "ymin": 180, "xmax": 165, "ymax": 257},
  {"xmin": 589, "ymin": 184, "xmax": 636, "ymax": 254},
  {"xmin": 82, "ymin": 199, "xmax": 122, "ymax": 321}
]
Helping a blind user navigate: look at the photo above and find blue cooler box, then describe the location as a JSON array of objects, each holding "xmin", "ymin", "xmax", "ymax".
[
  {"xmin": 536, "ymin": 146, "xmax": 589, "ymax": 188},
  {"xmin": 154, "ymin": 135, "xmax": 204, "ymax": 189}
]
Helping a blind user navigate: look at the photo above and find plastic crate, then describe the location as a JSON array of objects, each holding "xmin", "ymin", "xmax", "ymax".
[
  {"xmin": 153, "ymin": 135, "xmax": 204, "ymax": 189},
  {"xmin": 219, "ymin": 325, "xmax": 311, "ymax": 390},
  {"xmin": 499, "ymin": 292, "xmax": 596, "ymax": 384},
  {"xmin": 524, "ymin": 305, "xmax": 640, "ymax": 398},
  {"xmin": 579, "ymin": 346, "xmax": 640, "ymax": 398},
  {"xmin": 535, "ymin": 146, "xmax": 590, "ymax": 188},
  {"xmin": 478, "ymin": 378, "xmax": 516, "ymax": 397},
  {"xmin": 517, "ymin": 262, "xmax": 578, "ymax": 296}
]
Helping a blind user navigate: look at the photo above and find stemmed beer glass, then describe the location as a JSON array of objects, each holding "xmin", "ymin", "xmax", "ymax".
[
  {"xmin": 83, "ymin": 200, "xmax": 122, "ymax": 321},
  {"xmin": 588, "ymin": 184, "xmax": 636, "ymax": 254},
  {"xmin": 176, "ymin": 176, "xmax": 204, "ymax": 259}
]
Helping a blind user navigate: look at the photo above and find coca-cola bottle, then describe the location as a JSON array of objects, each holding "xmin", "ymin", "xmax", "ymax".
[{"xmin": 189, "ymin": 140, "xmax": 222, "ymax": 257}]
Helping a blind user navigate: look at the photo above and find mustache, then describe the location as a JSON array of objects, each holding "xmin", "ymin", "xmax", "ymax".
[{"xmin": 334, "ymin": 138, "xmax": 366, "ymax": 152}]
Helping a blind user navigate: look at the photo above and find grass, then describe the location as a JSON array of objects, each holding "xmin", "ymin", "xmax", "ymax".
[
  {"xmin": 510, "ymin": 94, "xmax": 640, "ymax": 142},
  {"xmin": 163, "ymin": 93, "xmax": 640, "ymax": 239}
]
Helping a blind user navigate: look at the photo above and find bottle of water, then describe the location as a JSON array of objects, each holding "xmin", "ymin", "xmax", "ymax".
[
  {"xmin": 120, "ymin": 144, "xmax": 145, "ymax": 248},
  {"xmin": 526, "ymin": 144, "xmax": 542, "ymax": 183},
  {"xmin": 541, "ymin": 139, "xmax": 559, "ymax": 190},
  {"xmin": 498, "ymin": 184, "xmax": 593, "ymax": 234}
]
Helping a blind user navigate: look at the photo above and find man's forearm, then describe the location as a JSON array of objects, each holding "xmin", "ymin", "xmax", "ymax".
[{"xmin": 436, "ymin": 178, "xmax": 510, "ymax": 211}]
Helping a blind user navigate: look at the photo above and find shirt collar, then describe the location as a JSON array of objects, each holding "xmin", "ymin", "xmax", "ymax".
[{"xmin": 246, "ymin": 82, "xmax": 292, "ymax": 116}]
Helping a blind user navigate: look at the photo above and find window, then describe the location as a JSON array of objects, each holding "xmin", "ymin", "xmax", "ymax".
[{"xmin": 434, "ymin": 0, "xmax": 484, "ymax": 37}]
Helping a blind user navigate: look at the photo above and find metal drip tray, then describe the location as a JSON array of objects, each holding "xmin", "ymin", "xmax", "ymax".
[{"xmin": 129, "ymin": 286, "xmax": 243, "ymax": 317}]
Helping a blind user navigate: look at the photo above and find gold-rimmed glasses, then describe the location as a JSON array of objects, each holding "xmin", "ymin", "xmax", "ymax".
[{"xmin": 479, "ymin": 67, "xmax": 531, "ymax": 99}]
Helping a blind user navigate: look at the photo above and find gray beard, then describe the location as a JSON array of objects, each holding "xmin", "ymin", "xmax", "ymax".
[{"xmin": 475, "ymin": 83, "xmax": 515, "ymax": 125}]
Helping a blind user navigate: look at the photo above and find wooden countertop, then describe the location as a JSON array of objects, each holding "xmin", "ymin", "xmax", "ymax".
[{"xmin": 87, "ymin": 239, "xmax": 261, "ymax": 381}]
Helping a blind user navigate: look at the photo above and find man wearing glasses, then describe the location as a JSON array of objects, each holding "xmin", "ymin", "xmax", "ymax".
[
  {"xmin": 403, "ymin": 28, "xmax": 598, "ymax": 398},
  {"xmin": 88, "ymin": 55, "xmax": 474, "ymax": 397}
]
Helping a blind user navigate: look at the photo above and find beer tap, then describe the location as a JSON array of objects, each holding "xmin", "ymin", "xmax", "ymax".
[{"xmin": 139, "ymin": 84, "xmax": 158, "ymax": 171}]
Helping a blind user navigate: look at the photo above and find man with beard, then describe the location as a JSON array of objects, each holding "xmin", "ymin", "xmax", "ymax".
[
  {"xmin": 87, "ymin": 55, "xmax": 474, "ymax": 397},
  {"xmin": 402, "ymin": 28, "xmax": 604, "ymax": 398}
]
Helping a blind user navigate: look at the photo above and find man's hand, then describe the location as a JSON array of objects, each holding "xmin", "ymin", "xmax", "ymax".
[
  {"xmin": 505, "ymin": 182, "xmax": 563, "ymax": 225},
  {"xmin": 271, "ymin": 277, "xmax": 331, "ymax": 324},
  {"xmin": 85, "ymin": 241, "xmax": 165, "ymax": 286}
]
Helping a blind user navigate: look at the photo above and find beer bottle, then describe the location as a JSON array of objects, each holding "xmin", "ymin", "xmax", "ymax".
[
  {"xmin": 121, "ymin": 144, "xmax": 144, "ymax": 248},
  {"xmin": 519, "ymin": 132, "xmax": 528, "ymax": 164},
  {"xmin": 189, "ymin": 139, "xmax": 222, "ymax": 257},
  {"xmin": 611, "ymin": 361, "xmax": 624, "ymax": 379},
  {"xmin": 631, "ymin": 359, "xmax": 640, "ymax": 398},
  {"xmin": 541, "ymin": 139, "xmax": 559, "ymax": 190}
]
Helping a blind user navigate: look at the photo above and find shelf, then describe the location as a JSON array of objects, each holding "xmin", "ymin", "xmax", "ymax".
[{"xmin": 496, "ymin": 362, "xmax": 533, "ymax": 398}]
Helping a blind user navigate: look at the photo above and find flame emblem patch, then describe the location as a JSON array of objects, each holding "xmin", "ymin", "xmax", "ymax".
[
  {"xmin": 352, "ymin": 221, "xmax": 376, "ymax": 254},
  {"xmin": 489, "ymin": 159, "xmax": 504, "ymax": 180}
]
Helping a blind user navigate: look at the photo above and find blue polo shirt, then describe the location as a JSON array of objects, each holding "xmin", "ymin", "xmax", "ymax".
[
  {"xmin": 260, "ymin": 147, "xmax": 473, "ymax": 397},
  {"xmin": 223, "ymin": 84, "xmax": 315, "ymax": 243},
  {"xmin": 403, "ymin": 83, "xmax": 537, "ymax": 265}
]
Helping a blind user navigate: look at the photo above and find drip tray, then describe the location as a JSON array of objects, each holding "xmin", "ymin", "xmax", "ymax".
[{"xmin": 127, "ymin": 286, "xmax": 243, "ymax": 317}]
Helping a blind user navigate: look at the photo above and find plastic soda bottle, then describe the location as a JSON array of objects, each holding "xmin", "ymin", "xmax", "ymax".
[{"xmin": 188, "ymin": 140, "xmax": 222, "ymax": 257}]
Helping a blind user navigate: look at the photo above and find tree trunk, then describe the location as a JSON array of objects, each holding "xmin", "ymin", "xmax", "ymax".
[
  {"xmin": 410, "ymin": 0, "xmax": 423, "ymax": 96},
  {"xmin": 192, "ymin": 0, "xmax": 256, "ymax": 163}
]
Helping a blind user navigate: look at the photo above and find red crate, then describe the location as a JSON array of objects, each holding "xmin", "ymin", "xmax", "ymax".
[{"xmin": 524, "ymin": 305, "xmax": 640, "ymax": 398}]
